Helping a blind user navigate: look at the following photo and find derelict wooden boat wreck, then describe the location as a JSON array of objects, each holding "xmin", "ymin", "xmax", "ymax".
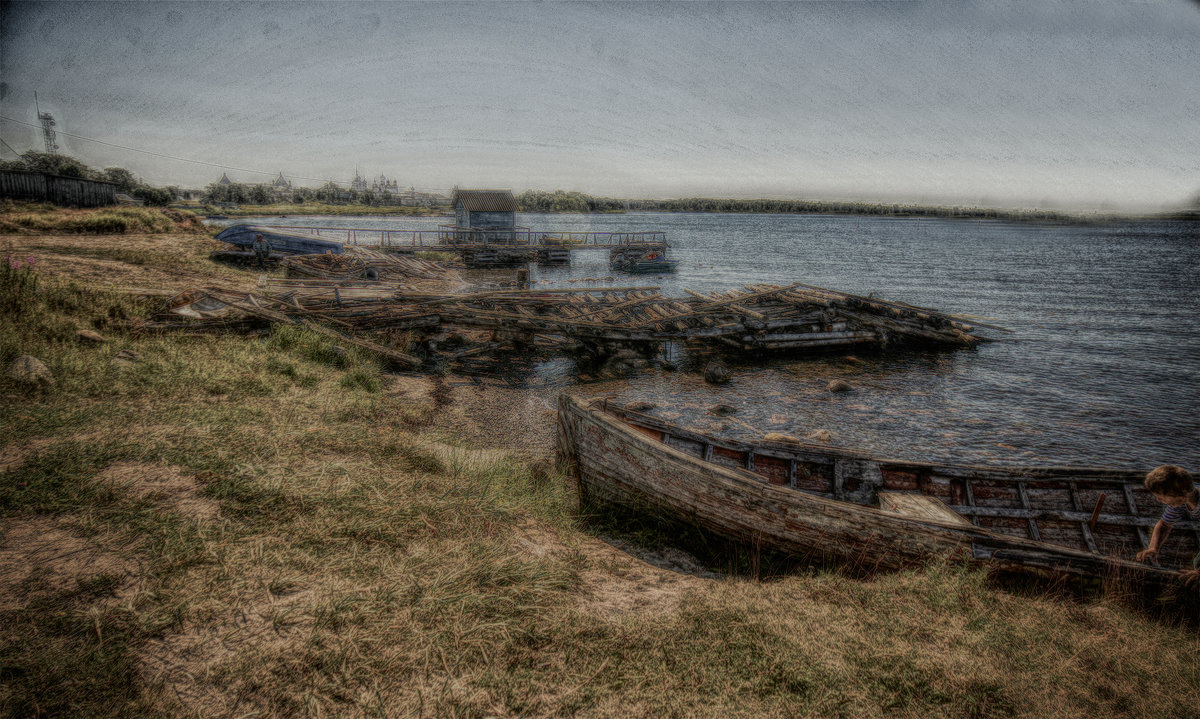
[
  {"xmin": 610, "ymin": 248, "xmax": 678, "ymax": 274},
  {"xmin": 556, "ymin": 395, "xmax": 1198, "ymax": 590},
  {"xmin": 214, "ymin": 224, "xmax": 344, "ymax": 255}
]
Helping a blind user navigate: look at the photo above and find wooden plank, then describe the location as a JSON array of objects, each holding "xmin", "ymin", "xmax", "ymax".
[
  {"xmin": 880, "ymin": 492, "xmax": 972, "ymax": 526},
  {"xmin": 963, "ymin": 479, "xmax": 980, "ymax": 526},
  {"xmin": 1017, "ymin": 481, "xmax": 1041, "ymax": 541},
  {"xmin": 1068, "ymin": 481, "xmax": 1100, "ymax": 553},
  {"xmin": 946, "ymin": 504, "xmax": 1199, "ymax": 530},
  {"xmin": 1122, "ymin": 484, "xmax": 1150, "ymax": 550}
]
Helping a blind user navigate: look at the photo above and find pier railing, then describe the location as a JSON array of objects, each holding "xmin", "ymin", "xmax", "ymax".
[{"xmin": 259, "ymin": 224, "xmax": 667, "ymax": 249}]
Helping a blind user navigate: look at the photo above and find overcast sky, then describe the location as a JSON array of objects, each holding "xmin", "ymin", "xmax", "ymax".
[{"xmin": 1, "ymin": 1, "xmax": 1197, "ymax": 210}]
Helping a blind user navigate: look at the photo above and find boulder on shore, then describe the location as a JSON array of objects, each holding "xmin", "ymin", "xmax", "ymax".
[
  {"xmin": 805, "ymin": 429, "xmax": 832, "ymax": 443},
  {"xmin": 827, "ymin": 379, "xmax": 852, "ymax": 393},
  {"xmin": 704, "ymin": 361, "xmax": 731, "ymax": 385},
  {"xmin": 7, "ymin": 355, "xmax": 54, "ymax": 386}
]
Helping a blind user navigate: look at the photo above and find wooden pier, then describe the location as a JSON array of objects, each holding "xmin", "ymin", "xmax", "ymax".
[{"xmin": 256, "ymin": 224, "xmax": 669, "ymax": 267}]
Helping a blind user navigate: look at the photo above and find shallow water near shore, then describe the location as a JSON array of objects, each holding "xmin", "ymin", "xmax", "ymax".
[{"xmin": 219, "ymin": 212, "xmax": 1200, "ymax": 468}]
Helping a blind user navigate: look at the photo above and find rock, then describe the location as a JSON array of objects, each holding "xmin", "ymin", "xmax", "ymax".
[
  {"xmin": 805, "ymin": 429, "xmax": 832, "ymax": 443},
  {"xmin": 708, "ymin": 404, "xmax": 736, "ymax": 416},
  {"xmin": 109, "ymin": 349, "xmax": 143, "ymax": 371},
  {"xmin": 331, "ymin": 345, "xmax": 349, "ymax": 358},
  {"xmin": 76, "ymin": 329, "xmax": 106, "ymax": 344},
  {"xmin": 7, "ymin": 355, "xmax": 54, "ymax": 386},
  {"xmin": 624, "ymin": 401, "xmax": 656, "ymax": 412},
  {"xmin": 843, "ymin": 355, "xmax": 861, "ymax": 364},
  {"xmin": 660, "ymin": 359, "xmax": 679, "ymax": 372},
  {"xmin": 827, "ymin": 379, "xmax": 852, "ymax": 393},
  {"xmin": 610, "ymin": 349, "xmax": 641, "ymax": 361},
  {"xmin": 704, "ymin": 361, "xmax": 731, "ymax": 385},
  {"xmin": 763, "ymin": 432, "xmax": 802, "ymax": 443}
]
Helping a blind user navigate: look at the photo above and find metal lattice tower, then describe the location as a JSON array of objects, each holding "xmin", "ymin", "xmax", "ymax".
[{"xmin": 34, "ymin": 93, "xmax": 59, "ymax": 154}]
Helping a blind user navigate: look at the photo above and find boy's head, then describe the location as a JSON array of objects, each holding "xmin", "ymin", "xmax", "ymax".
[{"xmin": 1145, "ymin": 465, "xmax": 1196, "ymax": 505}]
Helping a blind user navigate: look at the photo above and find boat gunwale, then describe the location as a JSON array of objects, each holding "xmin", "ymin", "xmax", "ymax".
[{"xmin": 590, "ymin": 398, "xmax": 1147, "ymax": 482}]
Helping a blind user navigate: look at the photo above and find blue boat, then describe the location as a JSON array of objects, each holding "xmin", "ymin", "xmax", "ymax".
[{"xmin": 214, "ymin": 224, "xmax": 344, "ymax": 256}]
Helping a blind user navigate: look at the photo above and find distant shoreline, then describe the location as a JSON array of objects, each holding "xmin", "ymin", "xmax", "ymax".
[{"xmin": 195, "ymin": 201, "xmax": 1198, "ymax": 225}]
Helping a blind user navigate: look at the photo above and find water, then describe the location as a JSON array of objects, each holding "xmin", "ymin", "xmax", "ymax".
[{"xmin": 217, "ymin": 212, "xmax": 1200, "ymax": 468}]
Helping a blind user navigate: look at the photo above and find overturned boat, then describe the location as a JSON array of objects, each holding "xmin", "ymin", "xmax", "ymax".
[
  {"xmin": 214, "ymin": 224, "xmax": 344, "ymax": 256},
  {"xmin": 556, "ymin": 395, "xmax": 1197, "ymax": 591}
]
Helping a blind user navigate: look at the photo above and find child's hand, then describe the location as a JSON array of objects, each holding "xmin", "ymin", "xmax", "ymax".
[{"xmin": 1136, "ymin": 548, "xmax": 1158, "ymax": 562}]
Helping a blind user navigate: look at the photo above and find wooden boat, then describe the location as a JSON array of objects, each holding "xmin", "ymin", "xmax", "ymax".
[
  {"xmin": 214, "ymin": 224, "xmax": 344, "ymax": 256},
  {"xmin": 610, "ymin": 249, "xmax": 678, "ymax": 274},
  {"xmin": 556, "ymin": 395, "xmax": 1198, "ymax": 590}
]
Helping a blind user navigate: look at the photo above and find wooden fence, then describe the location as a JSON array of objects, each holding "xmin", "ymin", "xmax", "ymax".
[{"xmin": 0, "ymin": 170, "xmax": 117, "ymax": 207}]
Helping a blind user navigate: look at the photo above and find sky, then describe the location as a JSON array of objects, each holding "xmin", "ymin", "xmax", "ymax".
[{"xmin": 1, "ymin": 1, "xmax": 1198, "ymax": 211}]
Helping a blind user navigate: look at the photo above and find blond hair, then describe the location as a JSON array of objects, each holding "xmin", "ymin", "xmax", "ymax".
[{"xmin": 1144, "ymin": 465, "xmax": 1196, "ymax": 501}]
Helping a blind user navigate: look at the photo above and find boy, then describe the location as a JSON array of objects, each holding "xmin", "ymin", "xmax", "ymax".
[
  {"xmin": 1135, "ymin": 464, "xmax": 1199, "ymax": 587},
  {"xmin": 252, "ymin": 233, "xmax": 271, "ymax": 269}
]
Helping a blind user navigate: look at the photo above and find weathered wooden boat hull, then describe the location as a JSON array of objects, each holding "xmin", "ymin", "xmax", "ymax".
[
  {"xmin": 556, "ymin": 395, "xmax": 1193, "ymax": 589},
  {"xmin": 214, "ymin": 224, "xmax": 344, "ymax": 255}
]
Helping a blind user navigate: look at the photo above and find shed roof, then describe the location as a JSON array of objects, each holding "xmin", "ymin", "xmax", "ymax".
[{"xmin": 452, "ymin": 189, "xmax": 519, "ymax": 212}]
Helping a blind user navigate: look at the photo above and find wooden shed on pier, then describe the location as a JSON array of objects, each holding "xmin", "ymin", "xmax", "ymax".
[{"xmin": 451, "ymin": 189, "xmax": 519, "ymax": 243}]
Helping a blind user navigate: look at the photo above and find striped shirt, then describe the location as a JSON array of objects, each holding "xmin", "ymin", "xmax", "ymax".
[{"xmin": 1161, "ymin": 484, "xmax": 1200, "ymax": 525}]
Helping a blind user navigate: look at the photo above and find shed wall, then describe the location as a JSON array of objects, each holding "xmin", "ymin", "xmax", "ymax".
[{"xmin": 465, "ymin": 211, "xmax": 515, "ymax": 229}]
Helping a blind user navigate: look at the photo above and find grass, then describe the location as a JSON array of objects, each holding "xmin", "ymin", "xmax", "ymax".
[
  {"xmin": 1, "ymin": 234, "xmax": 1198, "ymax": 718},
  {"xmin": 0, "ymin": 201, "xmax": 210, "ymax": 235}
]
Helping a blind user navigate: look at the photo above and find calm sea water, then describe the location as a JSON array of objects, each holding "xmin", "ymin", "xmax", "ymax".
[{"xmin": 219, "ymin": 213, "xmax": 1200, "ymax": 469}]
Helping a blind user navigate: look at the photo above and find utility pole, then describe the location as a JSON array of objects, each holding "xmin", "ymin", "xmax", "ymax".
[{"xmin": 34, "ymin": 93, "xmax": 59, "ymax": 154}]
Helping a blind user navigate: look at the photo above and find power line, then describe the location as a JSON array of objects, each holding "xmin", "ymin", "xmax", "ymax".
[{"xmin": 0, "ymin": 136, "xmax": 22, "ymax": 158}]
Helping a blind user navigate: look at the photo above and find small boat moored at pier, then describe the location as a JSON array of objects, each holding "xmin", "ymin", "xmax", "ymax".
[{"xmin": 610, "ymin": 248, "xmax": 678, "ymax": 274}]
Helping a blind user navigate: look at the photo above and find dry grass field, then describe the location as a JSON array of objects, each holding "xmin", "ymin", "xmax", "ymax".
[{"xmin": 1, "ymin": 205, "xmax": 1197, "ymax": 718}]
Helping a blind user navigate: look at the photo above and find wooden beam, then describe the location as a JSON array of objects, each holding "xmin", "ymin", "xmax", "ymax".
[
  {"xmin": 1122, "ymin": 484, "xmax": 1150, "ymax": 550},
  {"xmin": 1017, "ymin": 481, "xmax": 1041, "ymax": 541},
  {"xmin": 1068, "ymin": 481, "xmax": 1100, "ymax": 553},
  {"xmin": 947, "ymin": 504, "xmax": 1199, "ymax": 531}
]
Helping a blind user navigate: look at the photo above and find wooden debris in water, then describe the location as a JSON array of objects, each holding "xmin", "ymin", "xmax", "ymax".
[{"xmin": 135, "ymin": 282, "xmax": 994, "ymax": 371}]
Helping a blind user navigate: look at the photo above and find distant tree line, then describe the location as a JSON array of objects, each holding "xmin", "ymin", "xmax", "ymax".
[
  {"xmin": 517, "ymin": 190, "xmax": 1102, "ymax": 222},
  {"xmin": 204, "ymin": 182, "xmax": 426, "ymax": 207},
  {"xmin": 0, "ymin": 151, "xmax": 176, "ymax": 205}
]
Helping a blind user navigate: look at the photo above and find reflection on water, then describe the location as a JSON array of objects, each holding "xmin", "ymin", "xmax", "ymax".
[{"xmin": 218, "ymin": 213, "xmax": 1200, "ymax": 468}]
